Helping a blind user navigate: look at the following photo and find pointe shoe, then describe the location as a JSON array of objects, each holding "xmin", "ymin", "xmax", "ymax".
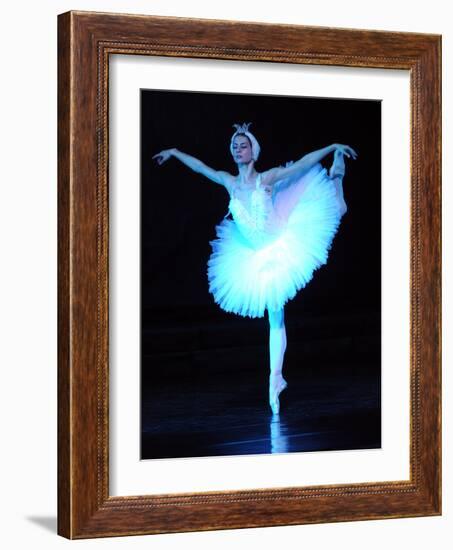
[
  {"xmin": 329, "ymin": 149, "xmax": 345, "ymax": 180},
  {"xmin": 269, "ymin": 374, "xmax": 288, "ymax": 415}
]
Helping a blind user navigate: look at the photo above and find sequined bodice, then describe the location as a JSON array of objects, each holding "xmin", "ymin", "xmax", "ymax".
[{"xmin": 228, "ymin": 174, "xmax": 283, "ymax": 247}]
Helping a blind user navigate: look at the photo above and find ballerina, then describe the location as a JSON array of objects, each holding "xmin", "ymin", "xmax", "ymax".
[{"xmin": 153, "ymin": 123, "xmax": 357, "ymax": 415}]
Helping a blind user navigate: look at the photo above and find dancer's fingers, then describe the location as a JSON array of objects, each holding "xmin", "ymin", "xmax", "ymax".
[{"xmin": 344, "ymin": 146, "xmax": 357, "ymax": 159}]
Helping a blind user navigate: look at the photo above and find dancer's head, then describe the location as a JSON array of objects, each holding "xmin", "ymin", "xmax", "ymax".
[{"xmin": 230, "ymin": 122, "xmax": 260, "ymax": 164}]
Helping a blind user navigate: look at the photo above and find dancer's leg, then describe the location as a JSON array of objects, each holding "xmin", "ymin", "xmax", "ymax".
[
  {"xmin": 268, "ymin": 307, "xmax": 288, "ymax": 414},
  {"xmin": 329, "ymin": 149, "xmax": 347, "ymax": 217}
]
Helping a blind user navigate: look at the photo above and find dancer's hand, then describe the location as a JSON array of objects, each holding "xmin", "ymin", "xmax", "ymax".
[
  {"xmin": 333, "ymin": 144, "xmax": 358, "ymax": 160},
  {"xmin": 152, "ymin": 148, "xmax": 175, "ymax": 165}
]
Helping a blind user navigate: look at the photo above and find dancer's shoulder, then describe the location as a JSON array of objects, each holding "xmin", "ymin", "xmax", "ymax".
[
  {"xmin": 217, "ymin": 171, "xmax": 236, "ymax": 191},
  {"xmin": 256, "ymin": 170, "xmax": 275, "ymax": 194}
]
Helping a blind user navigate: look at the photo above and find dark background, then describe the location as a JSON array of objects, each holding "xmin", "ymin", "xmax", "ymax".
[{"xmin": 140, "ymin": 89, "xmax": 381, "ymax": 459}]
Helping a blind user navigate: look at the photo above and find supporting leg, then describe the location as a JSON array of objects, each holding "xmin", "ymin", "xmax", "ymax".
[
  {"xmin": 329, "ymin": 149, "xmax": 347, "ymax": 217},
  {"xmin": 268, "ymin": 307, "xmax": 288, "ymax": 415}
]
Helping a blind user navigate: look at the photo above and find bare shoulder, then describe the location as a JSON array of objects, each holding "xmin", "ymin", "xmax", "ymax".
[
  {"xmin": 217, "ymin": 171, "xmax": 236, "ymax": 192},
  {"xmin": 259, "ymin": 169, "xmax": 279, "ymax": 192}
]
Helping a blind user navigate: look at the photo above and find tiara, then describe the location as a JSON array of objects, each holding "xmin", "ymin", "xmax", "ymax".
[{"xmin": 232, "ymin": 122, "xmax": 252, "ymax": 133}]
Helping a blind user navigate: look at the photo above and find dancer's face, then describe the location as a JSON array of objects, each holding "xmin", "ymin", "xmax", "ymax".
[{"xmin": 232, "ymin": 135, "xmax": 253, "ymax": 164}]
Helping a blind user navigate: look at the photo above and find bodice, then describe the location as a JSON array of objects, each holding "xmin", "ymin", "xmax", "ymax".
[{"xmin": 228, "ymin": 174, "xmax": 284, "ymax": 248}]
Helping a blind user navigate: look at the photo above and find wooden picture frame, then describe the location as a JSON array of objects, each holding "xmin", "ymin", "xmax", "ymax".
[{"xmin": 57, "ymin": 10, "xmax": 441, "ymax": 539}]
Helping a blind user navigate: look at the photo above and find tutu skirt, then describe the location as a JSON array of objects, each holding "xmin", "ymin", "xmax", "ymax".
[{"xmin": 207, "ymin": 164, "xmax": 344, "ymax": 318}]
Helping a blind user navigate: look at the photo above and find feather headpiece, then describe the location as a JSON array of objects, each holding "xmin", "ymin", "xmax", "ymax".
[{"xmin": 230, "ymin": 122, "xmax": 261, "ymax": 161}]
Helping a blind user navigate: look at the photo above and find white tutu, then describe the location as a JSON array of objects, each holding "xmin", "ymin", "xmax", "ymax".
[{"xmin": 207, "ymin": 163, "xmax": 344, "ymax": 318}]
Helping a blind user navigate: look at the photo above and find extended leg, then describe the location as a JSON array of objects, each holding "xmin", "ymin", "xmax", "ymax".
[
  {"xmin": 268, "ymin": 307, "xmax": 288, "ymax": 415},
  {"xmin": 329, "ymin": 149, "xmax": 347, "ymax": 217}
]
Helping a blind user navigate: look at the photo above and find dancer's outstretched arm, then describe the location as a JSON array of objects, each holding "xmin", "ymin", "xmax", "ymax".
[
  {"xmin": 153, "ymin": 148, "xmax": 234, "ymax": 190},
  {"xmin": 262, "ymin": 143, "xmax": 357, "ymax": 187}
]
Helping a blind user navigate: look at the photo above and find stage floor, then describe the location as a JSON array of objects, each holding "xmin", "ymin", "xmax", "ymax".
[{"xmin": 141, "ymin": 365, "xmax": 381, "ymax": 460}]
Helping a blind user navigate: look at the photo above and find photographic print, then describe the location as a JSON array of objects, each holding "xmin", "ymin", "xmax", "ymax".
[
  {"xmin": 141, "ymin": 89, "xmax": 381, "ymax": 460},
  {"xmin": 58, "ymin": 12, "xmax": 441, "ymax": 537}
]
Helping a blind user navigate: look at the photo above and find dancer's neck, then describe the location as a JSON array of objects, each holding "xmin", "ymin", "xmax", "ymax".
[{"xmin": 237, "ymin": 162, "xmax": 258, "ymax": 186}]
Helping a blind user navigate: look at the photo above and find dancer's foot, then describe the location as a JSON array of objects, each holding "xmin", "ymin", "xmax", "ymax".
[
  {"xmin": 329, "ymin": 149, "xmax": 347, "ymax": 216},
  {"xmin": 329, "ymin": 149, "xmax": 345, "ymax": 180},
  {"xmin": 269, "ymin": 373, "xmax": 288, "ymax": 415}
]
